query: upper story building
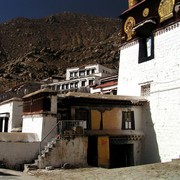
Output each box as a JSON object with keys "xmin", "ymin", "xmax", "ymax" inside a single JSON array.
[
  {"xmin": 90, "ymin": 74, "xmax": 118, "ymax": 95},
  {"xmin": 117, "ymin": 0, "xmax": 180, "ymax": 163},
  {"xmin": 41, "ymin": 64, "xmax": 117, "ymax": 93}
]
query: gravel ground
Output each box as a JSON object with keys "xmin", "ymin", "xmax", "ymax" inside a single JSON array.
[{"xmin": 27, "ymin": 160, "xmax": 180, "ymax": 180}]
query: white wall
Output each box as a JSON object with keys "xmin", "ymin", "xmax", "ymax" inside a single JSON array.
[
  {"xmin": 118, "ymin": 22, "xmax": 180, "ymax": 162},
  {"xmin": 22, "ymin": 114, "xmax": 57, "ymax": 141},
  {"xmin": 0, "ymin": 98, "xmax": 23, "ymax": 132},
  {"xmin": 22, "ymin": 114, "xmax": 43, "ymax": 141}
]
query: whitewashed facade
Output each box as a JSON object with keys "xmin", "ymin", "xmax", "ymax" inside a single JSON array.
[
  {"xmin": 0, "ymin": 98, "xmax": 23, "ymax": 132},
  {"xmin": 22, "ymin": 89, "xmax": 57, "ymax": 141},
  {"xmin": 118, "ymin": 0, "xmax": 180, "ymax": 163},
  {"xmin": 41, "ymin": 64, "xmax": 117, "ymax": 93}
]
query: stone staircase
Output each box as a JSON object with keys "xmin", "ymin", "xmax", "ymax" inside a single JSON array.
[{"xmin": 24, "ymin": 137, "xmax": 59, "ymax": 172}]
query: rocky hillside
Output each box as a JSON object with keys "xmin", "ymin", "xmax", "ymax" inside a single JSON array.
[{"xmin": 0, "ymin": 12, "xmax": 121, "ymax": 92}]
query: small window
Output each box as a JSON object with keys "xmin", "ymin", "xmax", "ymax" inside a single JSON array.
[
  {"xmin": 81, "ymin": 81, "xmax": 85, "ymax": 87},
  {"xmin": 57, "ymin": 85, "xmax": 60, "ymax": 90},
  {"xmin": 87, "ymin": 70, "xmax": 90, "ymax": 75},
  {"xmin": 91, "ymin": 69, "xmax": 95, "ymax": 74},
  {"xmin": 75, "ymin": 82, "xmax": 78, "ymax": 88},
  {"xmin": 139, "ymin": 35, "xmax": 154, "ymax": 63},
  {"xmin": 75, "ymin": 109, "xmax": 89, "ymax": 129},
  {"xmin": 79, "ymin": 71, "xmax": 85, "ymax": 77},
  {"xmin": 74, "ymin": 72, "xmax": 77, "ymax": 77},
  {"xmin": 122, "ymin": 111, "xmax": 135, "ymax": 130},
  {"xmin": 141, "ymin": 84, "xmax": 150, "ymax": 98},
  {"xmin": 70, "ymin": 72, "xmax": 73, "ymax": 77},
  {"xmin": 89, "ymin": 80, "xmax": 93, "ymax": 86}
]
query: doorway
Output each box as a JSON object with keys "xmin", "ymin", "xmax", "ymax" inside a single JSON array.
[
  {"xmin": 87, "ymin": 136, "xmax": 98, "ymax": 166},
  {"xmin": 110, "ymin": 144, "xmax": 134, "ymax": 168},
  {"xmin": 0, "ymin": 117, "xmax": 9, "ymax": 132}
]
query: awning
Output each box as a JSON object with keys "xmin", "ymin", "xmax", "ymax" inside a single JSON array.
[{"xmin": 133, "ymin": 18, "xmax": 157, "ymax": 37}]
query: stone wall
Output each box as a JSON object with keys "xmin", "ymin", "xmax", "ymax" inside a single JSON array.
[
  {"xmin": 38, "ymin": 137, "xmax": 88, "ymax": 169},
  {"xmin": 0, "ymin": 141, "xmax": 39, "ymax": 170}
]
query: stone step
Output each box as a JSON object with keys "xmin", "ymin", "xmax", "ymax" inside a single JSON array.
[
  {"xmin": 24, "ymin": 164, "xmax": 38, "ymax": 172},
  {"xmin": 34, "ymin": 159, "xmax": 39, "ymax": 165}
]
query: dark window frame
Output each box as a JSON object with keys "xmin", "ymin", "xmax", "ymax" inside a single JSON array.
[
  {"xmin": 122, "ymin": 111, "xmax": 135, "ymax": 130},
  {"xmin": 75, "ymin": 108, "xmax": 90, "ymax": 129},
  {"xmin": 138, "ymin": 34, "xmax": 154, "ymax": 63}
]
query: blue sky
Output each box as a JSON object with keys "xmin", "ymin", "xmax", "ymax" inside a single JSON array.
[{"xmin": 0, "ymin": 0, "xmax": 128, "ymax": 23}]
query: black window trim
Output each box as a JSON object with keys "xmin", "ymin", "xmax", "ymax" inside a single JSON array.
[{"xmin": 138, "ymin": 34, "xmax": 154, "ymax": 64}]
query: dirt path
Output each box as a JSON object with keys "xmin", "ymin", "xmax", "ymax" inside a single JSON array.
[{"xmin": 27, "ymin": 160, "xmax": 180, "ymax": 180}]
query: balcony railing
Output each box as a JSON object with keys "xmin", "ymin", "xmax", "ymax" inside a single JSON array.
[
  {"xmin": 60, "ymin": 120, "xmax": 85, "ymax": 137},
  {"xmin": 39, "ymin": 120, "xmax": 85, "ymax": 155}
]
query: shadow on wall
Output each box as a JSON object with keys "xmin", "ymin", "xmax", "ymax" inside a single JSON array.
[{"xmin": 141, "ymin": 102, "xmax": 161, "ymax": 164}]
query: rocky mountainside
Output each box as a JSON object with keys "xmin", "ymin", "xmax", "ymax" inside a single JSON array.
[{"xmin": 0, "ymin": 12, "xmax": 121, "ymax": 92}]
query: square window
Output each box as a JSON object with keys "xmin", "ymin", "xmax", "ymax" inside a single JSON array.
[
  {"xmin": 79, "ymin": 71, "xmax": 85, "ymax": 77},
  {"xmin": 139, "ymin": 35, "xmax": 154, "ymax": 63}
]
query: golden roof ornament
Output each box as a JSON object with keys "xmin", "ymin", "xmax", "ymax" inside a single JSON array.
[
  {"xmin": 124, "ymin": 16, "xmax": 136, "ymax": 41},
  {"xmin": 128, "ymin": 0, "xmax": 139, "ymax": 8},
  {"xmin": 143, "ymin": 8, "xmax": 149, "ymax": 17},
  {"xmin": 158, "ymin": 0, "xmax": 175, "ymax": 22}
]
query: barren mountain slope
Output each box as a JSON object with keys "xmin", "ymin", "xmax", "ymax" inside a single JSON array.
[{"xmin": 0, "ymin": 12, "xmax": 121, "ymax": 91}]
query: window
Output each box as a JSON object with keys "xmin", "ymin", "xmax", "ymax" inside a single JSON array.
[
  {"xmin": 87, "ymin": 70, "xmax": 90, "ymax": 75},
  {"xmin": 122, "ymin": 111, "xmax": 135, "ymax": 130},
  {"xmin": 81, "ymin": 81, "xmax": 85, "ymax": 87},
  {"xmin": 141, "ymin": 84, "xmax": 150, "ymax": 98},
  {"xmin": 70, "ymin": 72, "xmax": 73, "ymax": 77},
  {"xmin": 66, "ymin": 84, "xmax": 69, "ymax": 89},
  {"xmin": 74, "ymin": 72, "xmax": 77, "ymax": 77},
  {"xmin": 79, "ymin": 71, "xmax": 85, "ymax": 77},
  {"xmin": 139, "ymin": 35, "xmax": 154, "ymax": 63},
  {"xmin": 57, "ymin": 85, "xmax": 60, "ymax": 90},
  {"xmin": 91, "ymin": 69, "xmax": 95, "ymax": 74},
  {"xmin": 75, "ymin": 82, "xmax": 78, "ymax": 88},
  {"xmin": 75, "ymin": 109, "xmax": 89, "ymax": 129},
  {"xmin": 89, "ymin": 80, "xmax": 94, "ymax": 86}
]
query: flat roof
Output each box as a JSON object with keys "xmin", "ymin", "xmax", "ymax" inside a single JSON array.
[
  {"xmin": 23, "ymin": 88, "xmax": 56, "ymax": 98},
  {"xmin": 64, "ymin": 92, "xmax": 147, "ymax": 104},
  {"xmin": 0, "ymin": 97, "xmax": 22, "ymax": 105}
]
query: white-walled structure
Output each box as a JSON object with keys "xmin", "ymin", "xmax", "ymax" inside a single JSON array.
[
  {"xmin": 90, "ymin": 75, "xmax": 118, "ymax": 94},
  {"xmin": 0, "ymin": 98, "xmax": 23, "ymax": 132},
  {"xmin": 118, "ymin": 0, "xmax": 180, "ymax": 163},
  {"xmin": 41, "ymin": 64, "xmax": 117, "ymax": 93},
  {"xmin": 22, "ymin": 89, "xmax": 57, "ymax": 141}
]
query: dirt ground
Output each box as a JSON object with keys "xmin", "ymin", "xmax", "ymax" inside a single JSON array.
[{"xmin": 27, "ymin": 160, "xmax": 180, "ymax": 180}]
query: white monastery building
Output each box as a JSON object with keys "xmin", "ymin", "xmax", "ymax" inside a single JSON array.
[
  {"xmin": 41, "ymin": 64, "xmax": 117, "ymax": 93},
  {"xmin": 118, "ymin": 0, "xmax": 180, "ymax": 163}
]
